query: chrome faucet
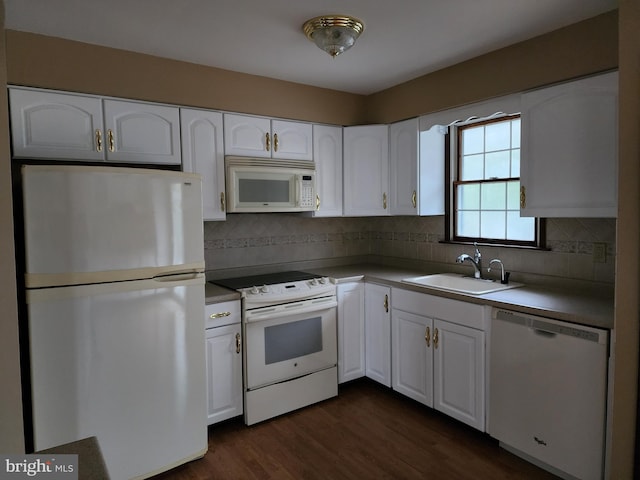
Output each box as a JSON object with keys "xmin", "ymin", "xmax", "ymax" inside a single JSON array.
[
  {"xmin": 456, "ymin": 242, "xmax": 483, "ymax": 279},
  {"xmin": 488, "ymin": 258, "xmax": 510, "ymax": 284}
]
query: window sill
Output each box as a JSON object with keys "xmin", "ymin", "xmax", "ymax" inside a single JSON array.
[{"xmin": 440, "ymin": 240, "xmax": 550, "ymax": 251}]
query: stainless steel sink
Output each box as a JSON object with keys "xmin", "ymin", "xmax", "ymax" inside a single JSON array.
[{"xmin": 402, "ymin": 273, "xmax": 523, "ymax": 295}]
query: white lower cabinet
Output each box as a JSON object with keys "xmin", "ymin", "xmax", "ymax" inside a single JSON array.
[
  {"xmin": 392, "ymin": 309, "xmax": 433, "ymax": 406},
  {"xmin": 391, "ymin": 288, "xmax": 486, "ymax": 431},
  {"xmin": 205, "ymin": 300, "xmax": 243, "ymax": 425},
  {"xmin": 337, "ymin": 282, "xmax": 365, "ymax": 383},
  {"xmin": 433, "ymin": 318, "xmax": 485, "ymax": 430},
  {"xmin": 364, "ymin": 283, "xmax": 391, "ymax": 387}
]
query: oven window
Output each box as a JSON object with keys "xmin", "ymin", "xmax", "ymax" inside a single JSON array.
[
  {"xmin": 239, "ymin": 179, "xmax": 290, "ymax": 203},
  {"xmin": 264, "ymin": 316, "xmax": 322, "ymax": 364}
]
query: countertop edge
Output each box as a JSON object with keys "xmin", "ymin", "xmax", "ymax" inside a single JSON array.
[{"xmin": 309, "ymin": 265, "xmax": 614, "ymax": 330}]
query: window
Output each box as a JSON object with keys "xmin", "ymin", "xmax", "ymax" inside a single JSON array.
[{"xmin": 449, "ymin": 115, "xmax": 540, "ymax": 246}]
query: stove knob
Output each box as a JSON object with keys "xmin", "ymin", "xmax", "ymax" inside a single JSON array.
[
  {"xmin": 310, "ymin": 278, "xmax": 318, "ymax": 286},
  {"xmin": 319, "ymin": 277, "xmax": 328, "ymax": 284},
  {"xmin": 260, "ymin": 285, "xmax": 270, "ymax": 293},
  {"xmin": 249, "ymin": 286, "xmax": 259, "ymax": 295}
]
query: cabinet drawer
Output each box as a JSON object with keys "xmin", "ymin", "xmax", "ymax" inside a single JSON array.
[
  {"xmin": 392, "ymin": 288, "xmax": 486, "ymax": 330},
  {"xmin": 205, "ymin": 300, "xmax": 240, "ymax": 328}
]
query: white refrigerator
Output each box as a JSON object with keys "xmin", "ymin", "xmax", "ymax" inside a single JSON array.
[{"xmin": 22, "ymin": 165, "xmax": 207, "ymax": 479}]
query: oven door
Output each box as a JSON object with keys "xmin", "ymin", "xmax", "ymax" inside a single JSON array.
[{"xmin": 244, "ymin": 295, "xmax": 337, "ymax": 390}]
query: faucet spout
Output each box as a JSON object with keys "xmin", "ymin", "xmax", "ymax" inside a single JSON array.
[
  {"xmin": 456, "ymin": 242, "xmax": 484, "ymax": 279},
  {"xmin": 456, "ymin": 253, "xmax": 482, "ymax": 279}
]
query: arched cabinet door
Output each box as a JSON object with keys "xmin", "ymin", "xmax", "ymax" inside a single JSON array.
[
  {"xmin": 103, "ymin": 99, "xmax": 181, "ymax": 165},
  {"xmin": 9, "ymin": 88, "xmax": 104, "ymax": 161},
  {"xmin": 520, "ymin": 71, "xmax": 618, "ymax": 218},
  {"xmin": 223, "ymin": 113, "xmax": 313, "ymax": 160},
  {"xmin": 181, "ymin": 108, "xmax": 226, "ymax": 221}
]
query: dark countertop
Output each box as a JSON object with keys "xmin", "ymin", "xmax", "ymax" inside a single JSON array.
[
  {"xmin": 203, "ymin": 263, "xmax": 614, "ymax": 330},
  {"xmin": 306, "ymin": 264, "xmax": 614, "ymax": 330},
  {"xmin": 205, "ymin": 283, "xmax": 241, "ymax": 304}
]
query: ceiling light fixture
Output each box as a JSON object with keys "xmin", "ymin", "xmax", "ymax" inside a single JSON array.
[{"xmin": 302, "ymin": 15, "xmax": 365, "ymax": 58}]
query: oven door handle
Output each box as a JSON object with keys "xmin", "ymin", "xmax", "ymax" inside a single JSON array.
[{"xmin": 245, "ymin": 296, "xmax": 337, "ymax": 322}]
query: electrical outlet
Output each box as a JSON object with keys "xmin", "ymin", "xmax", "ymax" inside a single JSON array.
[{"xmin": 593, "ymin": 242, "xmax": 607, "ymax": 263}]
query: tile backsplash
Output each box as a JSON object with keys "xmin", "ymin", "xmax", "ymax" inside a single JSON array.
[{"xmin": 204, "ymin": 214, "xmax": 615, "ymax": 286}]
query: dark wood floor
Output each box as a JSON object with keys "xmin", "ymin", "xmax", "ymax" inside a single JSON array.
[{"xmin": 154, "ymin": 379, "xmax": 559, "ymax": 479}]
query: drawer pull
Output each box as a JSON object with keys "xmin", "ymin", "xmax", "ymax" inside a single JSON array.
[{"xmin": 210, "ymin": 311, "xmax": 231, "ymax": 319}]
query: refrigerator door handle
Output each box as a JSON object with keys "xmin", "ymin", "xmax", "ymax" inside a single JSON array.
[{"xmin": 153, "ymin": 272, "xmax": 205, "ymax": 284}]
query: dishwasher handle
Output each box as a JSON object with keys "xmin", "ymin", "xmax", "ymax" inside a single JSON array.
[{"xmin": 533, "ymin": 328, "xmax": 557, "ymax": 338}]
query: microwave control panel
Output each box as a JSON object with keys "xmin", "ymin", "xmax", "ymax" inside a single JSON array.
[{"xmin": 299, "ymin": 174, "xmax": 314, "ymax": 208}]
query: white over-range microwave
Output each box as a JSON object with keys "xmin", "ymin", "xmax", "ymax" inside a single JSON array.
[{"xmin": 225, "ymin": 156, "xmax": 316, "ymax": 213}]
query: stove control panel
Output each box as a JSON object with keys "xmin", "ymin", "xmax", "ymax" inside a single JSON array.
[{"xmin": 241, "ymin": 277, "xmax": 335, "ymax": 308}]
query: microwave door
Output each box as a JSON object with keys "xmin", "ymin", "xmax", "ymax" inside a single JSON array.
[{"xmin": 240, "ymin": 172, "xmax": 295, "ymax": 206}]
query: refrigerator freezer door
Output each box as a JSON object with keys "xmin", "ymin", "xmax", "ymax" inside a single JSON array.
[
  {"xmin": 28, "ymin": 276, "xmax": 207, "ymax": 480},
  {"xmin": 22, "ymin": 165, "xmax": 204, "ymax": 288}
]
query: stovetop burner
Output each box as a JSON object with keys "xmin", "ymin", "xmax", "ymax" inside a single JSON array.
[{"xmin": 211, "ymin": 270, "xmax": 320, "ymax": 290}]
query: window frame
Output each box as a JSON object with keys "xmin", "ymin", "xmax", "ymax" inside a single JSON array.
[{"xmin": 444, "ymin": 114, "xmax": 544, "ymax": 248}]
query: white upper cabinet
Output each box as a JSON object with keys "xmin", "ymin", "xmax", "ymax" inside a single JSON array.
[
  {"xmin": 313, "ymin": 124, "xmax": 343, "ymax": 217},
  {"xmin": 9, "ymin": 87, "xmax": 181, "ymax": 165},
  {"xmin": 520, "ymin": 71, "xmax": 618, "ymax": 217},
  {"xmin": 103, "ymin": 99, "xmax": 181, "ymax": 164},
  {"xmin": 10, "ymin": 88, "xmax": 105, "ymax": 161},
  {"xmin": 390, "ymin": 118, "xmax": 445, "ymax": 216},
  {"xmin": 223, "ymin": 113, "xmax": 313, "ymax": 160},
  {"xmin": 181, "ymin": 109, "xmax": 226, "ymax": 221},
  {"xmin": 343, "ymin": 125, "xmax": 390, "ymax": 216},
  {"xmin": 418, "ymin": 125, "xmax": 446, "ymax": 216},
  {"xmin": 390, "ymin": 118, "xmax": 418, "ymax": 215}
]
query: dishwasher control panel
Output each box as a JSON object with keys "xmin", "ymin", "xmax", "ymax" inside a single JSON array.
[{"xmin": 493, "ymin": 309, "xmax": 606, "ymax": 344}]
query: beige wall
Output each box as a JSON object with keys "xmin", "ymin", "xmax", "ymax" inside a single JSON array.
[
  {"xmin": 5, "ymin": 30, "xmax": 367, "ymax": 126},
  {"xmin": 367, "ymin": 10, "xmax": 618, "ymax": 123},
  {"xmin": 5, "ymin": 10, "xmax": 617, "ymax": 126},
  {"xmin": 610, "ymin": 1, "xmax": 640, "ymax": 478},
  {"xmin": 0, "ymin": 0, "xmax": 25, "ymax": 453}
]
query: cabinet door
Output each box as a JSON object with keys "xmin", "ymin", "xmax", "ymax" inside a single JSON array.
[
  {"xmin": 103, "ymin": 100, "xmax": 181, "ymax": 164},
  {"xmin": 272, "ymin": 120, "xmax": 313, "ymax": 161},
  {"xmin": 364, "ymin": 283, "xmax": 391, "ymax": 387},
  {"xmin": 206, "ymin": 323, "xmax": 243, "ymax": 425},
  {"xmin": 223, "ymin": 113, "xmax": 271, "ymax": 157},
  {"xmin": 520, "ymin": 71, "xmax": 618, "ymax": 217},
  {"xmin": 392, "ymin": 309, "xmax": 433, "ymax": 406},
  {"xmin": 9, "ymin": 88, "xmax": 105, "ymax": 161},
  {"xmin": 181, "ymin": 109, "xmax": 226, "ymax": 221},
  {"xmin": 313, "ymin": 125, "xmax": 343, "ymax": 217},
  {"xmin": 343, "ymin": 125, "xmax": 390, "ymax": 216},
  {"xmin": 418, "ymin": 125, "xmax": 446, "ymax": 216},
  {"xmin": 390, "ymin": 118, "xmax": 418, "ymax": 215},
  {"xmin": 337, "ymin": 282, "xmax": 365, "ymax": 383},
  {"xmin": 433, "ymin": 319, "xmax": 485, "ymax": 430}
]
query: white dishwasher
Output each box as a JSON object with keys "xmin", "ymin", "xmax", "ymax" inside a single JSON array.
[{"xmin": 489, "ymin": 308, "xmax": 608, "ymax": 480}]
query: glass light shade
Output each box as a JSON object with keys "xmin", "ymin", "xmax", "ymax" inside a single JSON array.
[{"xmin": 303, "ymin": 16, "xmax": 364, "ymax": 57}]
